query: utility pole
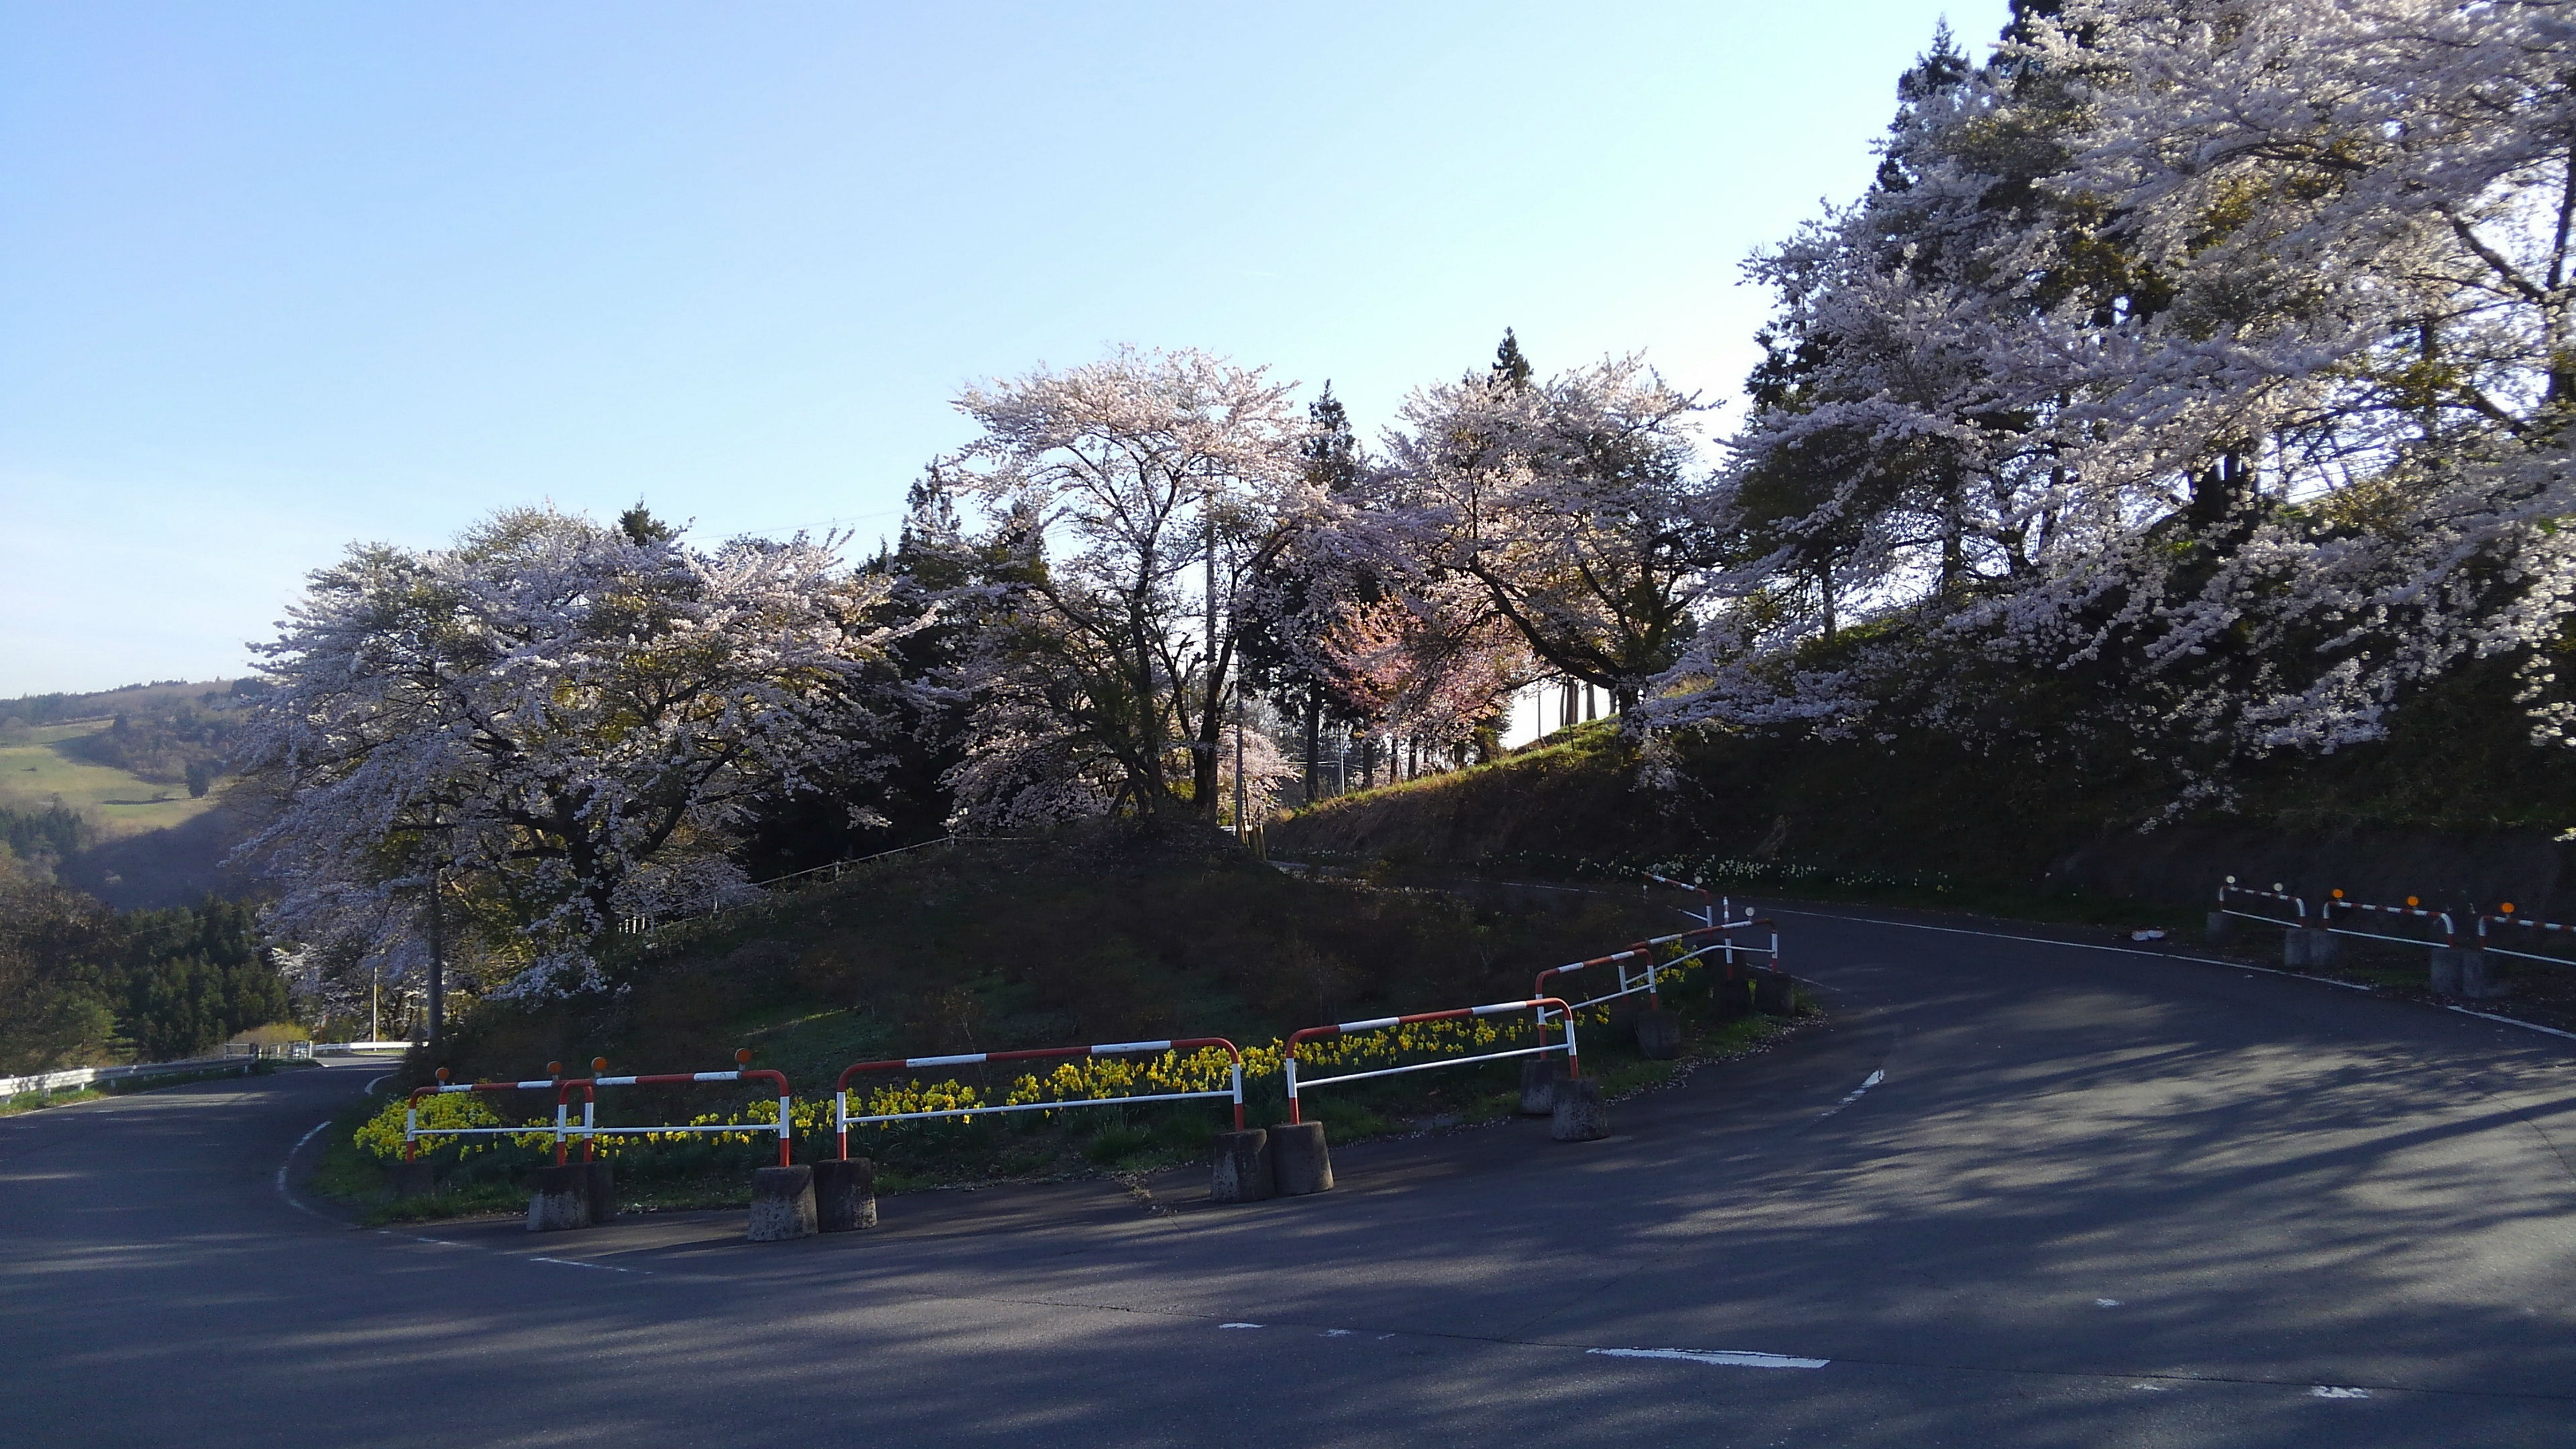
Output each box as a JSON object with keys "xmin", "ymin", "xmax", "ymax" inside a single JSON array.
[{"xmin": 1233, "ymin": 684, "xmax": 1246, "ymax": 842}]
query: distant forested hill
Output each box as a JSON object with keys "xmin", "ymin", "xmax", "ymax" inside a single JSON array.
[{"xmin": 0, "ymin": 678, "xmax": 266, "ymax": 909}]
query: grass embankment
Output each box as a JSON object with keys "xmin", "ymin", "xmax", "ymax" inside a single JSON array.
[
  {"xmin": 1276, "ymin": 667, "xmax": 2576, "ymax": 928},
  {"xmin": 323, "ymin": 822, "xmax": 1819, "ymax": 1224},
  {"xmin": 0, "ymin": 722, "xmax": 226, "ymax": 839}
]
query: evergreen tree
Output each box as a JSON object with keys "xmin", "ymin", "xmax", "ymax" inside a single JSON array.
[
  {"xmin": 617, "ymin": 500, "xmax": 679, "ymax": 546},
  {"xmin": 1491, "ymin": 329, "xmax": 1533, "ymax": 389}
]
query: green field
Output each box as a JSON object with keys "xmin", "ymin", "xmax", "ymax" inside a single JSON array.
[{"xmin": 0, "ymin": 722, "xmax": 227, "ymax": 839}]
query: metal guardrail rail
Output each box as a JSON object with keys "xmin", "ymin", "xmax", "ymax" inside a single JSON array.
[{"xmin": 0, "ymin": 1055, "xmax": 260, "ymax": 1100}]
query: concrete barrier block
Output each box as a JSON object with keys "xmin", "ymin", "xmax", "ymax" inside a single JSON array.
[
  {"xmin": 2460, "ymin": 949, "xmax": 2512, "ymax": 1000},
  {"xmin": 814, "ymin": 1157, "xmax": 877, "ymax": 1232},
  {"xmin": 525, "ymin": 1163, "xmax": 591, "ymax": 1232},
  {"xmin": 1208, "ymin": 1129, "xmax": 1274, "ymax": 1204},
  {"xmin": 1517, "ymin": 1057, "xmax": 1562, "ymax": 1115},
  {"xmin": 1550, "ymin": 1077, "xmax": 1611, "ymax": 1142},
  {"xmin": 747, "ymin": 1165, "xmax": 818, "ymax": 1241},
  {"xmin": 584, "ymin": 1160, "xmax": 615, "ymax": 1224},
  {"xmin": 1635, "ymin": 1008, "xmax": 1681, "ymax": 1060},
  {"xmin": 1270, "ymin": 1122, "xmax": 1333, "ymax": 1196},
  {"xmin": 1711, "ymin": 971, "xmax": 1752, "ymax": 1019},
  {"xmin": 2205, "ymin": 912, "xmax": 2236, "ymax": 945},
  {"xmin": 1752, "ymin": 969, "xmax": 1796, "ymax": 1015},
  {"xmin": 2430, "ymin": 947, "xmax": 2466, "ymax": 995}
]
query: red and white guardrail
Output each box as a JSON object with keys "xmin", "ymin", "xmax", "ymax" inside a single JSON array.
[
  {"xmin": 405, "ymin": 1064, "xmax": 596, "ymax": 1167},
  {"xmin": 557, "ymin": 1049, "xmax": 798, "ymax": 1167},
  {"xmin": 2320, "ymin": 890, "xmax": 2458, "ymax": 949},
  {"xmin": 1283, "ymin": 998, "xmax": 1573, "ymax": 1126},
  {"xmin": 2216, "ymin": 877, "xmax": 2308, "ymax": 924},
  {"xmin": 1640, "ymin": 871, "xmax": 1764, "ymax": 934},
  {"xmin": 2218, "ymin": 877, "xmax": 2576, "ymax": 971},
  {"xmin": 830, "ymin": 1038, "xmax": 1246, "ymax": 1161},
  {"xmin": 1532, "ymin": 922, "xmax": 1774, "ymax": 1020},
  {"xmin": 2476, "ymin": 904, "xmax": 2576, "ymax": 969},
  {"xmin": 407, "ymin": 1051, "xmax": 796, "ymax": 1167}
]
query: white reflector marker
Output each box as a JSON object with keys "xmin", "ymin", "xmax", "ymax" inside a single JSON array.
[{"xmin": 1591, "ymin": 1347, "xmax": 1830, "ymax": 1370}]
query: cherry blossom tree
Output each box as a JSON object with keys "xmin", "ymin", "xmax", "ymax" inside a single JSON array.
[
  {"xmin": 941, "ymin": 347, "xmax": 1317, "ymax": 826},
  {"xmin": 1381, "ymin": 354, "xmax": 1717, "ymax": 714},
  {"xmin": 1654, "ymin": 0, "xmax": 2576, "ymax": 802},
  {"xmin": 237, "ymin": 507, "xmax": 918, "ymax": 996}
]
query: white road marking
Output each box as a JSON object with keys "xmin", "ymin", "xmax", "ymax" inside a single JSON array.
[
  {"xmin": 1768, "ymin": 907, "xmax": 2372, "ymax": 991},
  {"xmin": 1322, "ymin": 1328, "xmax": 1354, "ymax": 1337},
  {"xmin": 1815, "ymin": 1069, "xmax": 1886, "ymax": 1120},
  {"xmin": 1590, "ymin": 1347, "xmax": 1829, "ymax": 1370},
  {"xmin": 1219, "ymin": 1322, "xmax": 1262, "ymax": 1330},
  {"xmin": 272, "ymin": 1120, "xmax": 343, "ymax": 1223},
  {"xmin": 1786, "ymin": 902, "xmax": 2576, "ymax": 1045},
  {"xmin": 2311, "ymin": 1386, "xmax": 2371, "ymax": 1399},
  {"xmin": 530, "ymin": 1256, "xmax": 637, "ymax": 1273},
  {"xmin": 275, "ymin": 1120, "xmax": 331, "ymax": 1193},
  {"xmin": 2096, "ymin": 1298, "xmax": 2122, "ymax": 1307},
  {"xmin": 2443, "ymin": 1006, "xmax": 2576, "ymax": 1042}
]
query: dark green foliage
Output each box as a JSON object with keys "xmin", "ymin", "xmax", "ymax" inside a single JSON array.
[
  {"xmin": 739, "ymin": 472, "xmax": 975, "ymax": 878},
  {"xmin": 0, "ymin": 874, "xmax": 290, "ymax": 1072},
  {"xmin": 617, "ymin": 500, "xmax": 680, "ymax": 545},
  {"xmin": 0, "ymin": 804, "xmax": 89, "ymax": 862},
  {"xmin": 1491, "ymin": 328, "xmax": 1533, "ymax": 388},
  {"xmin": 115, "ymin": 897, "xmax": 288, "ymax": 1061}
]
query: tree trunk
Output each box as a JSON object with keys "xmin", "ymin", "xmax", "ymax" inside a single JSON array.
[{"xmin": 1302, "ymin": 690, "xmax": 1322, "ymax": 805}]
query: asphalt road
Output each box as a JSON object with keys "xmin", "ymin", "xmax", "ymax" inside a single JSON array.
[{"xmin": 5, "ymin": 906, "xmax": 2572, "ymax": 1448}]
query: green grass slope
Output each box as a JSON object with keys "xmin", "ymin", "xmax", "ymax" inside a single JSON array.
[
  {"xmin": 333, "ymin": 821, "xmax": 1813, "ymax": 1220},
  {"xmin": 0, "ymin": 723, "xmax": 227, "ymax": 840},
  {"xmin": 1273, "ymin": 680, "xmax": 2576, "ymax": 922}
]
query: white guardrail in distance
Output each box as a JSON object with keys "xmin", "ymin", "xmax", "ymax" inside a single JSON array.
[{"xmin": 0, "ymin": 1055, "xmax": 259, "ymax": 1100}]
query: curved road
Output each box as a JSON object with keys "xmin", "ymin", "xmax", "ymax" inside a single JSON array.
[{"xmin": 4, "ymin": 906, "xmax": 2571, "ymax": 1447}]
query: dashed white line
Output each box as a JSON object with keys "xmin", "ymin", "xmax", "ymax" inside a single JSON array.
[
  {"xmin": 1219, "ymin": 1322, "xmax": 1263, "ymax": 1330},
  {"xmin": 1816, "ymin": 1069, "xmax": 1885, "ymax": 1120},
  {"xmin": 2311, "ymin": 1386, "xmax": 2371, "ymax": 1399},
  {"xmin": 1591, "ymin": 1347, "xmax": 1830, "ymax": 1370}
]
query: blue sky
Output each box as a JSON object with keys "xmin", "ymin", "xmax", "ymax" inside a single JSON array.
[{"xmin": 0, "ymin": 1, "xmax": 2002, "ymax": 696}]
